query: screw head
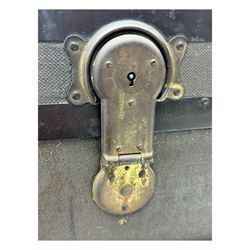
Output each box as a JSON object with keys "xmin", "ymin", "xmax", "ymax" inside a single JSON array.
[
  {"xmin": 70, "ymin": 42, "xmax": 79, "ymax": 52},
  {"xmin": 137, "ymin": 144, "xmax": 143, "ymax": 150},
  {"xmin": 116, "ymin": 146, "xmax": 122, "ymax": 152}
]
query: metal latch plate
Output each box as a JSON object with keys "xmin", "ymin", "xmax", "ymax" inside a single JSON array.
[{"xmin": 64, "ymin": 20, "xmax": 187, "ymax": 215}]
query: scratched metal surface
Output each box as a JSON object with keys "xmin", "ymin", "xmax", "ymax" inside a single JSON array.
[{"xmin": 39, "ymin": 129, "xmax": 212, "ymax": 240}]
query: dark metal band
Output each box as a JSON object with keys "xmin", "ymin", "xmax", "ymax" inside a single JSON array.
[
  {"xmin": 38, "ymin": 10, "xmax": 212, "ymax": 43},
  {"xmin": 38, "ymin": 97, "xmax": 212, "ymax": 140}
]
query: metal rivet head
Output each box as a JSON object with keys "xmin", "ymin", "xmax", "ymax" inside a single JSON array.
[
  {"xmin": 150, "ymin": 59, "xmax": 157, "ymax": 66},
  {"xmin": 201, "ymin": 97, "xmax": 210, "ymax": 107},
  {"xmin": 137, "ymin": 144, "xmax": 143, "ymax": 150},
  {"xmin": 70, "ymin": 42, "xmax": 79, "ymax": 52},
  {"xmin": 116, "ymin": 146, "xmax": 122, "ymax": 152},
  {"xmin": 128, "ymin": 99, "xmax": 135, "ymax": 106},
  {"xmin": 72, "ymin": 91, "xmax": 81, "ymax": 100},
  {"xmin": 106, "ymin": 61, "xmax": 112, "ymax": 68},
  {"xmin": 176, "ymin": 41, "xmax": 184, "ymax": 50},
  {"xmin": 173, "ymin": 88, "xmax": 181, "ymax": 96}
]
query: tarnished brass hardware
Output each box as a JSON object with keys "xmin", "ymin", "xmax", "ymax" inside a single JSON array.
[
  {"xmin": 93, "ymin": 163, "xmax": 155, "ymax": 215},
  {"xmin": 166, "ymin": 82, "xmax": 185, "ymax": 100},
  {"xmin": 64, "ymin": 20, "xmax": 187, "ymax": 215},
  {"xmin": 90, "ymin": 33, "xmax": 164, "ymax": 214}
]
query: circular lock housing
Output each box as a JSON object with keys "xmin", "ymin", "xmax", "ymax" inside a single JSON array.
[
  {"xmin": 90, "ymin": 33, "xmax": 166, "ymax": 100},
  {"xmin": 64, "ymin": 20, "xmax": 187, "ymax": 105}
]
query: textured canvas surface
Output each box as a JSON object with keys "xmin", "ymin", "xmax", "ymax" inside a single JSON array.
[
  {"xmin": 38, "ymin": 43, "xmax": 212, "ymax": 105},
  {"xmin": 39, "ymin": 129, "xmax": 212, "ymax": 240}
]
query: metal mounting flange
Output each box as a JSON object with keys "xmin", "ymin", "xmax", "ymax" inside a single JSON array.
[{"xmin": 64, "ymin": 20, "xmax": 187, "ymax": 105}]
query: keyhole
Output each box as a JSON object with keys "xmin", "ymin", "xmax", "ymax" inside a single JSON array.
[{"xmin": 127, "ymin": 72, "xmax": 136, "ymax": 87}]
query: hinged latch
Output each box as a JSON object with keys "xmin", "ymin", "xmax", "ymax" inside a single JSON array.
[{"xmin": 64, "ymin": 20, "xmax": 187, "ymax": 215}]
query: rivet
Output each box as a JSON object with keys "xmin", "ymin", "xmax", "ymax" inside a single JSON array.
[
  {"xmin": 116, "ymin": 146, "xmax": 122, "ymax": 152},
  {"xmin": 70, "ymin": 42, "xmax": 79, "ymax": 52},
  {"xmin": 176, "ymin": 41, "xmax": 184, "ymax": 50},
  {"xmin": 137, "ymin": 144, "xmax": 143, "ymax": 150},
  {"xmin": 72, "ymin": 91, "xmax": 81, "ymax": 100},
  {"xmin": 128, "ymin": 99, "xmax": 135, "ymax": 106},
  {"xmin": 173, "ymin": 88, "xmax": 181, "ymax": 96},
  {"xmin": 201, "ymin": 97, "xmax": 210, "ymax": 107},
  {"xmin": 106, "ymin": 61, "xmax": 112, "ymax": 68},
  {"xmin": 151, "ymin": 59, "xmax": 157, "ymax": 66}
]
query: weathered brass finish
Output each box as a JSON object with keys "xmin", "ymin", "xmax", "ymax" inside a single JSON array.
[
  {"xmin": 157, "ymin": 36, "xmax": 187, "ymax": 101},
  {"xmin": 93, "ymin": 163, "xmax": 155, "ymax": 215},
  {"xmin": 90, "ymin": 33, "xmax": 164, "ymax": 214},
  {"xmin": 64, "ymin": 35, "xmax": 97, "ymax": 105},
  {"xmin": 91, "ymin": 34, "xmax": 166, "ymax": 167},
  {"xmin": 64, "ymin": 20, "xmax": 187, "ymax": 105},
  {"xmin": 64, "ymin": 20, "xmax": 187, "ymax": 215}
]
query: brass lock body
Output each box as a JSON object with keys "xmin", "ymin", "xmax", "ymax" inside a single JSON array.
[
  {"xmin": 64, "ymin": 20, "xmax": 187, "ymax": 215},
  {"xmin": 91, "ymin": 34, "xmax": 165, "ymax": 214}
]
